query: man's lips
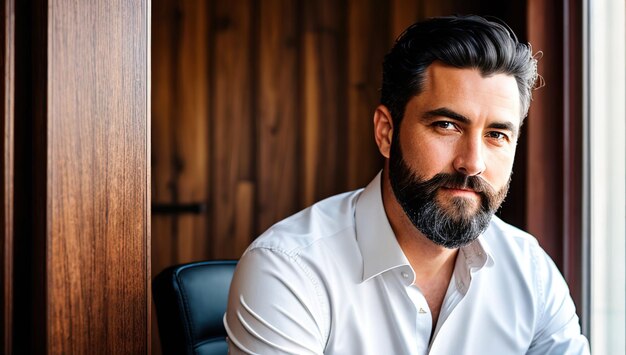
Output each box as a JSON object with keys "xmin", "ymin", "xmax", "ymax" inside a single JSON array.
[{"xmin": 440, "ymin": 186, "xmax": 480, "ymax": 196}]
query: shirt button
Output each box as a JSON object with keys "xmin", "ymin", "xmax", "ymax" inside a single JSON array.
[{"xmin": 401, "ymin": 272, "xmax": 409, "ymax": 279}]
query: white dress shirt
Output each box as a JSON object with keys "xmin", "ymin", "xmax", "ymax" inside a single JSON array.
[{"xmin": 224, "ymin": 172, "xmax": 590, "ymax": 354}]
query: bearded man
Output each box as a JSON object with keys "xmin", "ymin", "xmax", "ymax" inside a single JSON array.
[{"xmin": 224, "ymin": 15, "xmax": 590, "ymax": 354}]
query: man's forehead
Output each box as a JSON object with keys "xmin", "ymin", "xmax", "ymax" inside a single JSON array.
[
  {"xmin": 419, "ymin": 62, "xmax": 523, "ymax": 120},
  {"xmin": 411, "ymin": 63, "xmax": 522, "ymax": 129}
]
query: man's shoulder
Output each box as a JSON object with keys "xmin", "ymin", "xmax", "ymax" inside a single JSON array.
[
  {"xmin": 246, "ymin": 188, "xmax": 363, "ymax": 257},
  {"xmin": 483, "ymin": 216, "xmax": 558, "ymax": 280}
]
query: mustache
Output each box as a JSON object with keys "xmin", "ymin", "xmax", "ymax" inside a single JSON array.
[
  {"xmin": 397, "ymin": 172, "xmax": 500, "ymax": 211},
  {"xmin": 416, "ymin": 172, "xmax": 494, "ymax": 195}
]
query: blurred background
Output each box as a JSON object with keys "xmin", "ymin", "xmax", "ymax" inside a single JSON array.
[
  {"xmin": 151, "ymin": 0, "xmax": 527, "ymax": 280},
  {"xmin": 150, "ymin": 0, "xmax": 624, "ymax": 354}
]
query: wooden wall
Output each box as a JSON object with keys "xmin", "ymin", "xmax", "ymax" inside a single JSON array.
[
  {"xmin": 44, "ymin": 1, "xmax": 150, "ymax": 352},
  {"xmin": 151, "ymin": 1, "xmax": 527, "ymax": 353},
  {"xmin": 151, "ymin": 0, "xmax": 527, "ymax": 262},
  {"xmin": 527, "ymin": 0, "xmax": 586, "ymax": 327},
  {"xmin": 6, "ymin": 0, "xmax": 151, "ymax": 353},
  {"xmin": 151, "ymin": 1, "xmax": 528, "ymax": 352},
  {"xmin": 1, "ymin": 0, "xmax": 14, "ymax": 353}
]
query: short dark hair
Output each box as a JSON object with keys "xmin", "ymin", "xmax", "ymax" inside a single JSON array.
[{"xmin": 381, "ymin": 15, "xmax": 538, "ymax": 128}]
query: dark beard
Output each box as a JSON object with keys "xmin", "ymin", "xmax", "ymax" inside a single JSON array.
[{"xmin": 388, "ymin": 136, "xmax": 510, "ymax": 249}]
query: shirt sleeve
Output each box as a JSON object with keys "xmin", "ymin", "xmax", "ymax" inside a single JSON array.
[
  {"xmin": 527, "ymin": 246, "xmax": 590, "ymax": 355},
  {"xmin": 224, "ymin": 247, "xmax": 328, "ymax": 354}
]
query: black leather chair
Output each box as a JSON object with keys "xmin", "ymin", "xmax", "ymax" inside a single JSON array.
[{"xmin": 153, "ymin": 260, "xmax": 237, "ymax": 355}]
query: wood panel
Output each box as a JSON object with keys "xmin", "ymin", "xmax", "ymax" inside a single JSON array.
[
  {"xmin": 151, "ymin": 0, "xmax": 211, "ymax": 276},
  {"xmin": 390, "ymin": 0, "xmax": 420, "ymax": 41},
  {"xmin": 1, "ymin": 0, "xmax": 14, "ymax": 353},
  {"xmin": 151, "ymin": 0, "xmax": 534, "ymax": 262},
  {"xmin": 301, "ymin": 0, "xmax": 348, "ymax": 206},
  {"xmin": 147, "ymin": 2, "xmax": 565, "ymax": 351},
  {"xmin": 151, "ymin": 0, "xmax": 177, "ymax": 282},
  {"xmin": 45, "ymin": 0, "xmax": 150, "ymax": 353},
  {"xmin": 562, "ymin": 0, "xmax": 585, "ymax": 329},
  {"xmin": 527, "ymin": 0, "xmax": 565, "ymax": 268},
  {"xmin": 151, "ymin": 1, "xmax": 211, "ymax": 353},
  {"xmin": 211, "ymin": 0, "xmax": 254, "ymax": 259},
  {"xmin": 527, "ymin": 0, "xmax": 586, "ymax": 323},
  {"xmin": 346, "ymin": 0, "xmax": 388, "ymax": 189},
  {"xmin": 256, "ymin": 0, "xmax": 299, "ymax": 232}
]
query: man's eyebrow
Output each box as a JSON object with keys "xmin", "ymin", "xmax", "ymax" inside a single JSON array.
[
  {"xmin": 488, "ymin": 121, "xmax": 519, "ymax": 138},
  {"xmin": 423, "ymin": 107, "xmax": 519, "ymax": 138},
  {"xmin": 422, "ymin": 107, "xmax": 470, "ymax": 124}
]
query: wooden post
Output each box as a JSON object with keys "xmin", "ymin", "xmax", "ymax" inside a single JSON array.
[{"xmin": 9, "ymin": 0, "xmax": 151, "ymax": 353}]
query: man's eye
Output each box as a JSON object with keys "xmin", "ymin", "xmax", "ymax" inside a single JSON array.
[
  {"xmin": 434, "ymin": 121, "xmax": 456, "ymax": 130},
  {"xmin": 486, "ymin": 131, "xmax": 509, "ymax": 141}
]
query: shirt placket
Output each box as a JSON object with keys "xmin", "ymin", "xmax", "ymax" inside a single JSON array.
[{"xmin": 405, "ymin": 284, "xmax": 432, "ymax": 355}]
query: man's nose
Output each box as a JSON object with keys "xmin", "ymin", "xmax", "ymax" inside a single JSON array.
[{"xmin": 453, "ymin": 137, "xmax": 486, "ymax": 176}]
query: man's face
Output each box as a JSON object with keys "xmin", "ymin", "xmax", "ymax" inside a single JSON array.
[{"xmin": 388, "ymin": 62, "xmax": 520, "ymax": 248}]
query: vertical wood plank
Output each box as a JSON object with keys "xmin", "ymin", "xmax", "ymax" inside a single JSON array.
[
  {"xmin": 174, "ymin": 0, "xmax": 210, "ymax": 266},
  {"xmin": 146, "ymin": 3, "xmax": 152, "ymax": 354},
  {"xmin": 527, "ymin": 0, "xmax": 585, "ymax": 316},
  {"xmin": 301, "ymin": 0, "xmax": 348, "ymax": 206},
  {"xmin": 150, "ymin": 3, "xmax": 175, "ymax": 351},
  {"xmin": 151, "ymin": 0, "xmax": 176, "ymax": 284},
  {"xmin": 47, "ymin": 0, "xmax": 150, "ymax": 353},
  {"xmin": 211, "ymin": 0, "xmax": 254, "ymax": 259},
  {"xmin": 256, "ymin": 0, "xmax": 299, "ymax": 233},
  {"xmin": 346, "ymin": 0, "xmax": 388, "ymax": 189},
  {"xmin": 0, "ymin": 0, "xmax": 14, "ymax": 353},
  {"xmin": 526, "ymin": 0, "xmax": 564, "ymax": 267},
  {"xmin": 151, "ymin": 1, "xmax": 211, "ymax": 353},
  {"xmin": 562, "ymin": 0, "xmax": 584, "ymax": 319},
  {"xmin": 390, "ymin": 0, "xmax": 420, "ymax": 41},
  {"xmin": 420, "ymin": 0, "xmax": 457, "ymax": 19},
  {"xmin": 151, "ymin": 0, "xmax": 211, "ymax": 270}
]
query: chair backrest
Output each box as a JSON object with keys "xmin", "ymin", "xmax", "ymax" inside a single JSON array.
[{"xmin": 152, "ymin": 260, "xmax": 237, "ymax": 355}]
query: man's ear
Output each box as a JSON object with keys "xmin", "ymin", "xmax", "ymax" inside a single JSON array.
[{"xmin": 373, "ymin": 105, "xmax": 394, "ymax": 159}]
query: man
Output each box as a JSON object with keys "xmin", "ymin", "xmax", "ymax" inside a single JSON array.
[{"xmin": 224, "ymin": 15, "xmax": 590, "ymax": 354}]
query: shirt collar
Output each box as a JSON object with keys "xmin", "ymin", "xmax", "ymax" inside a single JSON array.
[
  {"xmin": 453, "ymin": 235, "xmax": 495, "ymax": 294},
  {"xmin": 355, "ymin": 171, "xmax": 496, "ymax": 287},
  {"xmin": 355, "ymin": 172, "xmax": 413, "ymax": 284}
]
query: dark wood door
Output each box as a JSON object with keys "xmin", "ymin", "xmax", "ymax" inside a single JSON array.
[{"xmin": 3, "ymin": 0, "xmax": 151, "ymax": 353}]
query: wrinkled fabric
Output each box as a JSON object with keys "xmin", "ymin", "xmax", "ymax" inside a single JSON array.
[{"xmin": 225, "ymin": 172, "xmax": 589, "ymax": 355}]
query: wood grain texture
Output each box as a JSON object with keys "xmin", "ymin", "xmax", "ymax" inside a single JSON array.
[
  {"xmin": 150, "ymin": 0, "xmax": 534, "ymax": 276},
  {"xmin": 150, "ymin": 5, "xmax": 176, "ymax": 352},
  {"xmin": 390, "ymin": 0, "xmax": 420, "ymax": 41},
  {"xmin": 561, "ymin": 0, "xmax": 584, "ymax": 319},
  {"xmin": 1, "ymin": 0, "xmax": 14, "ymax": 353},
  {"xmin": 526, "ymin": 0, "xmax": 564, "ymax": 268},
  {"xmin": 346, "ymin": 0, "xmax": 387, "ymax": 190},
  {"xmin": 171, "ymin": 0, "xmax": 210, "ymax": 265},
  {"xmin": 151, "ymin": 0, "xmax": 210, "ymax": 273},
  {"xmin": 256, "ymin": 0, "xmax": 299, "ymax": 232},
  {"xmin": 211, "ymin": 0, "xmax": 254, "ymax": 259},
  {"xmin": 150, "ymin": 1, "xmax": 212, "ymax": 353},
  {"xmin": 301, "ymin": 0, "xmax": 348, "ymax": 206},
  {"xmin": 527, "ymin": 0, "xmax": 585, "ymax": 317},
  {"xmin": 46, "ymin": 0, "xmax": 150, "ymax": 353},
  {"xmin": 151, "ymin": 0, "xmax": 178, "ymax": 294}
]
